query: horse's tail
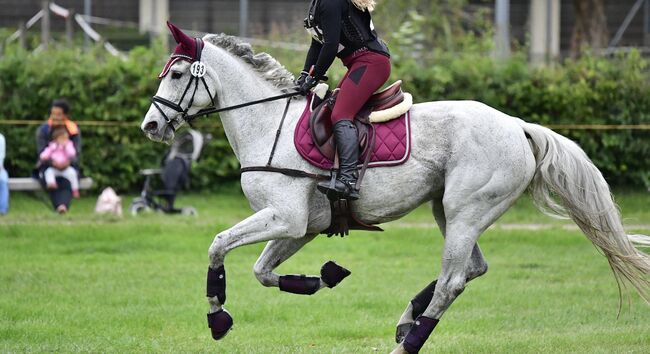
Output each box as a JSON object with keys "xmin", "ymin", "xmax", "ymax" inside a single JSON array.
[{"xmin": 518, "ymin": 120, "xmax": 650, "ymax": 305}]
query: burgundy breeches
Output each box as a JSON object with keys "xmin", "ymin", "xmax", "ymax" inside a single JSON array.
[{"xmin": 331, "ymin": 50, "xmax": 391, "ymax": 123}]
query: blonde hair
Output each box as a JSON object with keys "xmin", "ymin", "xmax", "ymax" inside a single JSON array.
[{"xmin": 351, "ymin": 0, "xmax": 376, "ymax": 12}]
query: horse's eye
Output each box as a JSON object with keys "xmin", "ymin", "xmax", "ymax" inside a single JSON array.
[{"xmin": 171, "ymin": 72, "xmax": 182, "ymax": 80}]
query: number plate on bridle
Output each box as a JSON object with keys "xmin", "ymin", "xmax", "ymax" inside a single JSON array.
[{"xmin": 190, "ymin": 61, "xmax": 207, "ymax": 78}]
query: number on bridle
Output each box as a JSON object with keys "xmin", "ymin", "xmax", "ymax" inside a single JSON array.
[{"xmin": 151, "ymin": 38, "xmax": 216, "ymax": 129}]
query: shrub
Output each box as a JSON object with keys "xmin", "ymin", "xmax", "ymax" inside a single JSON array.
[
  {"xmin": 1, "ymin": 38, "xmax": 648, "ymax": 192},
  {"xmin": 0, "ymin": 43, "xmax": 239, "ymax": 193},
  {"xmin": 390, "ymin": 48, "xmax": 650, "ymax": 188}
]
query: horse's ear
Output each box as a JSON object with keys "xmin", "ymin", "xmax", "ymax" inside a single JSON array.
[{"xmin": 167, "ymin": 21, "xmax": 194, "ymax": 49}]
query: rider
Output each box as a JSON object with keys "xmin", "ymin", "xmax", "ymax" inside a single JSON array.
[{"xmin": 296, "ymin": 0, "xmax": 391, "ymax": 200}]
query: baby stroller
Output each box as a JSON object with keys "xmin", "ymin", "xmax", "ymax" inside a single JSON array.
[{"xmin": 130, "ymin": 129, "xmax": 209, "ymax": 216}]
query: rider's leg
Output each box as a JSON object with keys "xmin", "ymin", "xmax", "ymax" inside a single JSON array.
[
  {"xmin": 317, "ymin": 51, "xmax": 391, "ymax": 200},
  {"xmin": 317, "ymin": 120, "xmax": 361, "ymax": 200},
  {"xmin": 253, "ymin": 236, "xmax": 351, "ymax": 294},
  {"xmin": 330, "ymin": 51, "xmax": 392, "ymax": 125}
]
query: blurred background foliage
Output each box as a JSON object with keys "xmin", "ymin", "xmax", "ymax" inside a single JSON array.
[{"xmin": 0, "ymin": 0, "xmax": 648, "ymax": 192}]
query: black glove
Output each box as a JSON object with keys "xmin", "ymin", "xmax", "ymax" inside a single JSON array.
[
  {"xmin": 294, "ymin": 71, "xmax": 309, "ymax": 87},
  {"xmin": 298, "ymin": 75, "xmax": 318, "ymax": 95}
]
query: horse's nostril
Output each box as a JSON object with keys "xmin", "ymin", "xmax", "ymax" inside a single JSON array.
[{"xmin": 144, "ymin": 121, "xmax": 158, "ymax": 132}]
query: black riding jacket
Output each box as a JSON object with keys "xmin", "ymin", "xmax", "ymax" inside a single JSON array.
[{"xmin": 303, "ymin": 0, "xmax": 389, "ymax": 79}]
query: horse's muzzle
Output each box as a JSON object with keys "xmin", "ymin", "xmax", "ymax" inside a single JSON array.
[
  {"xmin": 141, "ymin": 117, "xmax": 175, "ymax": 144},
  {"xmin": 143, "ymin": 120, "xmax": 158, "ymax": 134}
]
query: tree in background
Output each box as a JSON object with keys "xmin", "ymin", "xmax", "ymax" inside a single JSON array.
[
  {"xmin": 373, "ymin": 0, "xmax": 491, "ymax": 63},
  {"xmin": 571, "ymin": 0, "xmax": 609, "ymax": 57}
]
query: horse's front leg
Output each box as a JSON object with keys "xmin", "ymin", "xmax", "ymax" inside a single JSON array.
[
  {"xmin": 206, "ymin": 207, "xmax": 308, "ymax": 340},
  {"xmin": 253, "ymin": 237, "xmax": 351, "ymax": 294}
]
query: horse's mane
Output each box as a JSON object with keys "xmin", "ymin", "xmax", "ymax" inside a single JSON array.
[{"xmin": 203, "ymin": 34, "xmax": 296, "ymax": 90}]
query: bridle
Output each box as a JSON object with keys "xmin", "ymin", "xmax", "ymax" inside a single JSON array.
[
  {"xmin": 151, "ymin": 38, "xmax": 217, "ymax": 130},
  {"xmin": 149, "ymin": 38, "xmax": 326, "ymax": 183},
  {"xmin": 151, "ymin": 38, "xmax": 302, "ymax": 131}
]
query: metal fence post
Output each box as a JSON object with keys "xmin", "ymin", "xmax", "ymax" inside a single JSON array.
[
  {"xmin": 84, "ymin": 0, "xmax": 91, "ymax": 49},
  {"xmin": 240, "ymin": 0, "xmax": 249, "ymax": 38},
  {"xmin": 66, "ymin": 8, "xmax": 75, "ymax": 44},
  {"xmin": 643, "ymin": 0, "xmax": 650, "ymax": 47},
  {"xmin": 495, "ymin": 0, "xmax": 511, "ymax": 60},
  {"xmin": 41, "ymin": 1, "xmax": 50, "ymax": 50},
  {"xmin": 19, "ymin": 21, "xmax": 27, "ymax": 49}
]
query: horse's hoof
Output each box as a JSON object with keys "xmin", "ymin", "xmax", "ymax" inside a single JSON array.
[
  {"xmin": 395, "ymin": 323, "xmax": 412, "ymax": 343},
  {"xmin": 207, "ymin": 309, "xmax": 233, "ymax": 340},
  {"xmin": 320, "ymin": 261, "xmax": 351, "ymax": 288}
]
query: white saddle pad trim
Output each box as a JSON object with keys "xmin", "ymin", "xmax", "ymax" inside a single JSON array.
[{"xmin": 369, "ymin": 93, "xmax": 413, "ymax": 123}]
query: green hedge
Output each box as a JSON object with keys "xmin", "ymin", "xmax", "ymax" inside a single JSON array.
[
  {"xmin": 0, "ymin": 43, "xmax": 240, "ymax": 193},
  {"xmin": 0, "ymin": 41, "xmax": 648, "ymax": 192},
  {"xmin": 391, "ymin": 49, "xmax": 650, "ymax": 188}
]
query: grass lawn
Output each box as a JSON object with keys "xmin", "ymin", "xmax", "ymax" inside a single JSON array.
[{"xmin": 1, "ymin": 190, "xmax": 649, "ymax": 353}]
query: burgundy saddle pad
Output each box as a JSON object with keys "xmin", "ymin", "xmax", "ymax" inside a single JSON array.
[{"xmin": 294, "ymin": 93, "xmax": 411, "ymax": 170}]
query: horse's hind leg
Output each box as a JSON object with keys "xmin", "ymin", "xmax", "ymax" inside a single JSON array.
[
  {"xmin": 253, "ymin": 236, "xmax": 351, "ymax": 295},
  {"xmin": 394, "ymin": 197, "xmax": 489, "ymax": 343},
  {"xmin": 392, "ymin": 166, "xmax": 532, "ymax": 353}
]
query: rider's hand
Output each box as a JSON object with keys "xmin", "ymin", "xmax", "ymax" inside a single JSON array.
[
  {"xmin": 298, "ymin": 75, "xmax": 318, "ymax": 95},
  {"xmin": 294, "ymin": 71, "xmax": 309, "ymax": 87}
]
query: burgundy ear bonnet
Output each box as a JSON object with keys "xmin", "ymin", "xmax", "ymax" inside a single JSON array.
[{"xmin": 159, "ymin": 21, "xmax": 204, "ymax": 78}]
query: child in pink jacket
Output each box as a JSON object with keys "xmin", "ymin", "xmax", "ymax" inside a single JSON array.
[{"xmin": 39, "ymin": 127, "xmax": 80, "ymax": 198}]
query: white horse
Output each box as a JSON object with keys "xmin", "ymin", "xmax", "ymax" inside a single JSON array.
[{"xmin": 141, "ymin": 31, "xmax": 650, "ymax": 353}]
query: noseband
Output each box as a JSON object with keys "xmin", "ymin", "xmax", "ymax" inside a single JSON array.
[{"xmin": 151, "ymin": 38, "xmax": 217, "ymax": 130}]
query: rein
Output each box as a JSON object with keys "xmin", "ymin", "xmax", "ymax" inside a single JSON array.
[
  {"xmin": 152, "ymin": 37, "xmax": 301, "ymax": 127},
  {"xmin": 185, "ymin": 91, "xmax": 302, "ymax": 124},
  {"xmin": 152, "ymin": 39, "xmax": 327, "ymax": 181},
  {"xmin": 238, "ymin": 95, "xmax": 329, "ymax": 181}
]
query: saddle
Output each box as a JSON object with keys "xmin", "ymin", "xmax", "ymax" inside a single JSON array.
[
  {"xmin": 310, "ymin": 80, "xmax": 410, "ymax": 162},
  {"xmin": 307, "ymin": 81, "xmax": 412, "ymax": 237}
]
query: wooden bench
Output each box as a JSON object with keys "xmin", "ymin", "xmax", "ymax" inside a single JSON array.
[{"xmin": 8, "ymin": 177, "xmax": 93, "ymax": 191}]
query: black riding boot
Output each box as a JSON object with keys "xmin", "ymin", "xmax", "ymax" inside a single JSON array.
[{"xmin": 317, "ymin": 120, "xmax": 360, "ymax": 200}]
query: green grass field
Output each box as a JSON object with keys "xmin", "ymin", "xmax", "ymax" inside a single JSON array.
[{"xmin": 1, "ymin": 191, "xmax": 649, "ymax": 353}]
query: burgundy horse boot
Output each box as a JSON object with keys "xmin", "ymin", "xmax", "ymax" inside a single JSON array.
[
  {"xmin": 207, "ymin": 309, "xmax": 234, "ymax": 340},
  {"xmin": 320, "ymin": 261, "xmax": 351, "ymax": 288},
  {"xmin": 206, "ymin": 265, "xmax": 233, "ymax": 340},
  {"xmin": 401, "ymin": 316, "xmax": 439, "ymax": 353}
]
